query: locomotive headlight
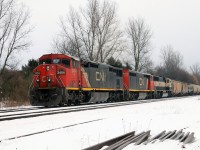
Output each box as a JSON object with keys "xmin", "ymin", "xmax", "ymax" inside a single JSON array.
[
  {"xmin": 36, "ymin": 78, "xmax": 40, "ymax": 82},
  {"xmin": 48, "ymin": 78, "xmax": 51, "ymax": 82},
  {"xmin": 46, "ymin": 66, "xmax": 50, "ymax": 71},
  {"xmin": 47, "ymin": 76, "xmax": 51, "ymax": 82}
]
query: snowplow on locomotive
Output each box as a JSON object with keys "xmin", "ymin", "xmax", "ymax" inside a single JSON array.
[{"xmin": 29, "ymin": 54, "xmax": 200, "ymax": 107}]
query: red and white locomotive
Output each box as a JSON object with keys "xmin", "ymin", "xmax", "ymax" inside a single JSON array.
[{"xmin": 29, "ymin": 53, "xmax": 200, "ymax": 107}]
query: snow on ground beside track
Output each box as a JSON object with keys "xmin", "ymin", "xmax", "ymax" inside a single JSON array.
[{"xmin": 1, "ymin": 96, "xmax": 200, "ymax": 150}]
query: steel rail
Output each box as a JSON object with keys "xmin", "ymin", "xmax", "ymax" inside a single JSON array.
[
  {"xmin": 0, "ymin": 107, "xmax": 43, "ymax": 113},
  {"xmin": 0, "ymin": 96, "xmax": 195, "ymax": 122},
  {"xmin": 0, "ymin": 119, "xmax": 103, "ymax": 143}
]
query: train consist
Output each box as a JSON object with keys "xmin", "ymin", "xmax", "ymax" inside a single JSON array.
[{"xmin": 29, "ymin": 54, "xmax": 200, "ymax": 107}]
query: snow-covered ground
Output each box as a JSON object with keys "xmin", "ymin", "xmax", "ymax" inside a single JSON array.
[{"xmin": 1, "ymin": 96, "xmax": 200, "ymax": 150}]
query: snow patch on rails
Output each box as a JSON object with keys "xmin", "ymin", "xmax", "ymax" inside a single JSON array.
[
  {"xmin": 0, "ymin": 96, "xmax": 190, "ymax": 121},
  {"xmin": 0, "ymin": 118, "xmax": 103, "ymax": 143}
]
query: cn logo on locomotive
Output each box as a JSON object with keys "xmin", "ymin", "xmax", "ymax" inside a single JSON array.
[
  {"xmin": 96, "ymin": 71, "xmax": 105, "ymax": 81},
  {"xmin": 42, "ymin": 76, "xmax": 46, "ymax": 82}
]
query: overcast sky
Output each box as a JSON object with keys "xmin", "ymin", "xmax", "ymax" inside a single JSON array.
[{"xmin": 19, "ymin": 0, "xmax": 200, "ymax": 69}]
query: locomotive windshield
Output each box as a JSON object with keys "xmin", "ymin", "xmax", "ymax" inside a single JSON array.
[
  {"xmin": 62, "ymin": 59, "xmax": 70, "ymax": 67},
  {"xmin": 52, "ymin": 59, "xmax": 60, "ymax": 64},
  {"xmin": 39, "ymin": 59, "xmax": 51, "ymax": 64},
  {"xmin": 39, "ymin": 58, "xmax": 70, "ymax": 67},
  {"xmin": 39, "ymin": 58, "xmax": 60, "ymax": 64}
]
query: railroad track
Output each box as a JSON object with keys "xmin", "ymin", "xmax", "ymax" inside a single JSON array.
[
  {"xmin": 0, "ymin": 118, "xmax": 103, "ymax": 143},
  {"xmin": 0, "ymin": 106, "xmax": 43, "ymax": 113},
  {"xmin": 0, "ymin": 96, "xmax": 197, "ymax": 145},
  {"xmin": 0, "ymin": 96, "xmax": 195, "ymax": 122}
]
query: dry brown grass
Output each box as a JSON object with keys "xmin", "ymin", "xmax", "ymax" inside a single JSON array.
[{"xmin": 0, "ymin": 99, "xmax": 30, "ymax": 108}]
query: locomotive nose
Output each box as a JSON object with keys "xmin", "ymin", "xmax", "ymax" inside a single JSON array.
[{"xmin": 34, "ymin": 64, "xmax": 57, "ymax": 88}]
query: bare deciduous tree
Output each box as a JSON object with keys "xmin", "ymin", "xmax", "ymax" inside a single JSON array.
[
  {"xmin": 190, "ymin": 63, "xmax": 200, "ymax": 84},
  {"xmin": 126, "ymin": 17, "xmax": 152, "ymax": 72},
  {"xmin": 161, "ymin": 45, "xmax": 183, "ymax": 70},
  {"xmin": 0, "ymin": 0, "xmax": 32, "ymax": 74},
  {"xmin": 53, "ymin": 0, "xmax": 124, "ymax": 62},
  {"xmin": 190, "ymin": 63, "xmax": 200, "ymax": 76},
  {"xmin": 156, "ymin": 45, "xmax": 184, "ymax": 80},
  {"xmin": 142, "ymin": 57, "xmax": 154, "ymax": 74}
]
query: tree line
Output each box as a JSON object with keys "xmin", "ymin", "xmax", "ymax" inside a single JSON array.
[
  {"xmin": 53, "ymin": 0, "xmax": 200, "ymax": 84},
  {"xmin": 53, "ymin": 0, "xmax": 152, "ymax": 72},
  {"xmin": 0, "ymin": 0, "xmax": 200, "ymax": 106}
]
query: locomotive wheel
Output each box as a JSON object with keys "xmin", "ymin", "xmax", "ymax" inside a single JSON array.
[
  {"xmin": 74, "ymin": 100, "xmax": 80, "ymax": 106},
  {"xmin": 67, "ymin": 100, "xmax": 72, "ymax": 106},
  {"xmin": 59, "ymin": 103, "xmax": 65, "ymax": 107}
]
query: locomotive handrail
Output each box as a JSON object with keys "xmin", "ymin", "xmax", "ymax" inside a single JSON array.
[
  {"xmin": 123, "ymin": 83, "xmax": 129, "ymax": 91},
  {"xmin": 123, "ymin": 82, "xmax": 130, "ymax": 99},
  {"xmin": 58, "ymin": 76, "xmax": 65, "ymax": 87},
  {"xmin": 55, "ymin": 75, "xmax": 65, "ymax": 87}
]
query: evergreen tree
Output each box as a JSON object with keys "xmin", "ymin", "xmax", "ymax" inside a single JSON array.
[
  {"xmin": 22, "ymin": 59, "xmax": 38, "ymax": 77},
  {"xmin": 107, "ymin": 57, "xmax": 122, "ymax": 68}
]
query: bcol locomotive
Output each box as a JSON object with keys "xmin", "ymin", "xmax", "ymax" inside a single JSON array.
[{"xmin": 29, "ymin": 54, "xmax": 200, "ymax": 107}]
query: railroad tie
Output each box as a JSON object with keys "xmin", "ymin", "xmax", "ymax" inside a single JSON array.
[
  {"xmin": 104, "ymin": 133, "xmax": 141, "ymax": 150},
  {"xmin": 135, "ymin": 131, "xmax": 151, "ymax": 145},
  {"xmin": 83, "ymin": 131, "xmax": 135, "ymax": 150},
  {"xmin": 180, "ymin": 132, "xmax": 190, "ymax": 142},
  {"xmin": 84, "ymin": 130, "xmax": 195, "ymax": 150},
  {"xmin": 174, "ymin": 132, "xmax": 185, "ymax": 140},
  {"xmin": 107, "ymin": 132, "xmax": 146, "ymax": 150},
  {"xmin": 159, "ymin": 131, "xmax": 171, "ymax": 140},
  {"xmin": 171, "ymin": 129, "xmax": 183, "ymax": 139},
  {"xmin": 183, "ymin": 132, "xmax": 195, "ymax": 144},
  {"xmin": 160, "ymin": 130, "xmax": 176, "ymax": 142},
  {"xmin": 143, "ymin": 130, "xmax": 166, "ymax": 145}
]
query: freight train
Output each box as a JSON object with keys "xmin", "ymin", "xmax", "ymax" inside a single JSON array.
[{"xmin": 29, "ymin": 54, "xmax": 200, "ymax": 107}]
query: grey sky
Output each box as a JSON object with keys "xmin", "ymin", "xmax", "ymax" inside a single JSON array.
[{"xmin": 20, "ymin": 0, "xmax": 200, "ymax": 70}]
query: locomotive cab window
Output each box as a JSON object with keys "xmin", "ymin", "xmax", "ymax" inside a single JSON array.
[
  {"xmin": 159, "ymin": 77, "xmax": 164, "ymax": 82},
  {"xmin": 90, "ymin": 63, "xmax": 98, "ymax": 68},
  {"xmin": 116, "ymin": 70, "xmax": 122, "ymax": 77},
  {"xmin": 39, "ymin": 59, "xmax": 51, "ymax": 64},
  {"xmin": 153, "ymin": 76, "xmax": 159, "ymax": 81},
  {"xmin": 83, "ymin": 63, "xmax": 89, "ymax": 68},
  {"xmin": 109, "ymin": 67, "xmax": 113, "ymax": 72},
  {"xmin": 144, "ymin": 75, "xmax": 150, "ymax": 79},
  {"xmin": 52, "ymin": 59, "xmax": 60, "ymax": 64},
  {"xmin": 109, "ymin": 67, "xmax": 116, "ymax": 73},
  {"xmin": 62, "ymin": 59, "xmax": 70, "ymax": 67},
  {"xmin": 130, "ymin": 72, "xmax": 136, "ymax": 76},
  {"xmin": 72, "ymin": 60, "xmax": 80, "ymax": 68}
]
